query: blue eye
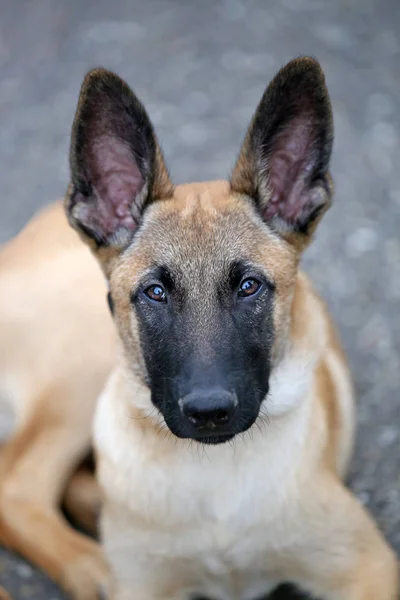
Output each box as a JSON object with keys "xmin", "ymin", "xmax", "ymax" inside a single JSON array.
[
  {"xmin": 144, "ymin": 285, "xmax": 166, "ymax": 303},
  {"xmin": 238, "ymin": 278, "xmax": 261, "ymax": 298}
]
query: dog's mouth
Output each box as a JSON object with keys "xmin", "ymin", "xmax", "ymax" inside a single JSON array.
[
  {"xmin": 191, "ymin": 433, "xmax": 236, "ymax": 445},
  {"xmin": 160, "ymin": 407, "xmax": 260, "ymax": 446},
  {"xmin": 173, "ymin": 428, "xmax": 238, "ymax": 445}
]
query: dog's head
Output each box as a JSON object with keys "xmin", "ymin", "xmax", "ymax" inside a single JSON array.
[{"xmin": 65, "ymin": 57, "xmax": 333, "ymax": 444}]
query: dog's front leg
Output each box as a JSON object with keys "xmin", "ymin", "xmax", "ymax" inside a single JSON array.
[
  {"xmin": 286, "ymin": 477, "xmax": 398, "ymax": 600},
  {"xmin": 0, "ymin": 395, "xmax": 109, "ymax": 600}
]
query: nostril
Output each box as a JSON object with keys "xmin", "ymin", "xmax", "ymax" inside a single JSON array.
[
  {"xmin": 187, "ymin": 411, "xmax": 206, "ymax": 426},
  {"xmin": 214, "ymin": 409, "xmax": 230, "ymax": 423}
]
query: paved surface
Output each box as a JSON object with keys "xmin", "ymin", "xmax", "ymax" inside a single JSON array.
[{"xmin": 0, "ymin": 0, "xmax": 399, "ymax": 598}]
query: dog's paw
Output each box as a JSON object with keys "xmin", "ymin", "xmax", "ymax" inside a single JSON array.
[{"xmin": 60, "ymin": 542, "xmax": 110, "ymax": 600}]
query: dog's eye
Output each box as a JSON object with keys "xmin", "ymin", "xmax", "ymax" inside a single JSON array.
[
  {"xmin": 144, "ymin": 285, "xmax": 167, "ymax": 303},
  {"xmin": 238, "ymin": 278, "xmax": 261, "ymax": 298}
]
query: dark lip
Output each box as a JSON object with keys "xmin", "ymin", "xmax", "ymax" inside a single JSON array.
[
  {"xmin": 193, "ymin": 433, "xmax": 236, "ymax": 445},
  {"xmin": 168, "ymin": 424, "xmax": 237, "ymax": 444},
  {"xmin": 183, "ymin": 430, "xmax": 237, "ymax": 445}
]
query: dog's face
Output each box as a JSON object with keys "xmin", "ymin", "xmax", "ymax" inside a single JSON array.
[
  {"xmin": 110, "ymin": 185, "xmax": 296, "ymax": 443},
  {"xmin": 66, "ymin": 57, "xmax": 333, "ymax": 443}
]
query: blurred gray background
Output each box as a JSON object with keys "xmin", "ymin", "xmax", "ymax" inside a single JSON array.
[{"xmin": 0, "ymin": 0, "xmax": 399, "ymax": 598}]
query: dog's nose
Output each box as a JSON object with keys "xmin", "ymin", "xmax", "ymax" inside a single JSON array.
[{"xmin": 181, "ymin": 388, "xmax": 237, "ymax": 431}]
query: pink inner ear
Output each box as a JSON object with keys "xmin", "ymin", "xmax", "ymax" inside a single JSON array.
[
  {"xmin": 263, "ymin": 118, "xmax": 316, "ymax": 224},
  {"xmin": 87, "ymin": 135, "xmax": 144, "ymax": 237}
]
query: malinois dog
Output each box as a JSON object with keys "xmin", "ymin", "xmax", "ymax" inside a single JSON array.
[{"xmin": 0, "ymin": 57, "xmax": 398, "ymax": 600}]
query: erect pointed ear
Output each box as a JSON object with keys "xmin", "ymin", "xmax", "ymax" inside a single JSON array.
[
  {"xmin": 65, "ymin": 68, "xmax": 173, "ymax": 263},
  {"xmin": 231, "ymin": 57, "xmax": 333, "ymax": 250}
]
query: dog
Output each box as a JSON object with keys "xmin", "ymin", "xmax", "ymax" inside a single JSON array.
[{"xmin": 0, "ymin": 57, "xmax": 398, "ymax": 600}]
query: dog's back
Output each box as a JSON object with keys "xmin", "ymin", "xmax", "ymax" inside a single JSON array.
[
  {"xmin": 0, "ymin": 202, "xmax": 114, "ymax": 599},
  {"xmin": 0, "ymin": 201, "xmax": 114, "ymax": 425}
]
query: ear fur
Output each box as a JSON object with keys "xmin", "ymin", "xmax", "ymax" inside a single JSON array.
[
  {"xmin": 65, "ymin": 68, "xmax": 173, "ymax": 259},
  {"xmin": 231, "ymin": 56, "xmax": 334, "ymax": 250}
]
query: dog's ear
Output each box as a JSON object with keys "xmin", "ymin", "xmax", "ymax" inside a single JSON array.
[
  {"xmin": 231, "ymin": 57, "xmax": 333, "ymax": 250},
  {"xmin": 65, "ymin": 68, "xmax": 173, "ymax": 264}
]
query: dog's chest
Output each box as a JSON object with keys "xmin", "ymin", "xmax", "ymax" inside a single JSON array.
[
  {"xmin": 103, "ymin": 458, "xmax": 283, "ymax": 599},
  {"xmin": 95, "ymin": 371, "xmax": 311, "ymax": 598},
  {"xmin": 103, "ymin": 421, "xmax": 297, "ymax": 527},
  {"xmin": 99, "ymin": 430, "xmax": 301, "ymax": 599}
]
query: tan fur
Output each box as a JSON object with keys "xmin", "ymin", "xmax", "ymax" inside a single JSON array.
[
  {"xmin": 0, "ymin": 179, "xmax": 398, "ymax": 599},
  {"xmin": 0, "ymin": 57, "xmax": 397, "ymax": 600},
  {"xmin": 3, "ymin": 56, "xmax": 400, "ymax": 599},
  {"xmin": 90, "ymin": 181, "xmax": 397, "ymax": 600},
  {"xmin": 0, "ymin": 202, "xmax": 114, "ymax": 599}
]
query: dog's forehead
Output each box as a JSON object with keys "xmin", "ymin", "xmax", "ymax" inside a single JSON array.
[{"xmin": 119, "ymin": 181, "xmax": 295, "ymax": 288}]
